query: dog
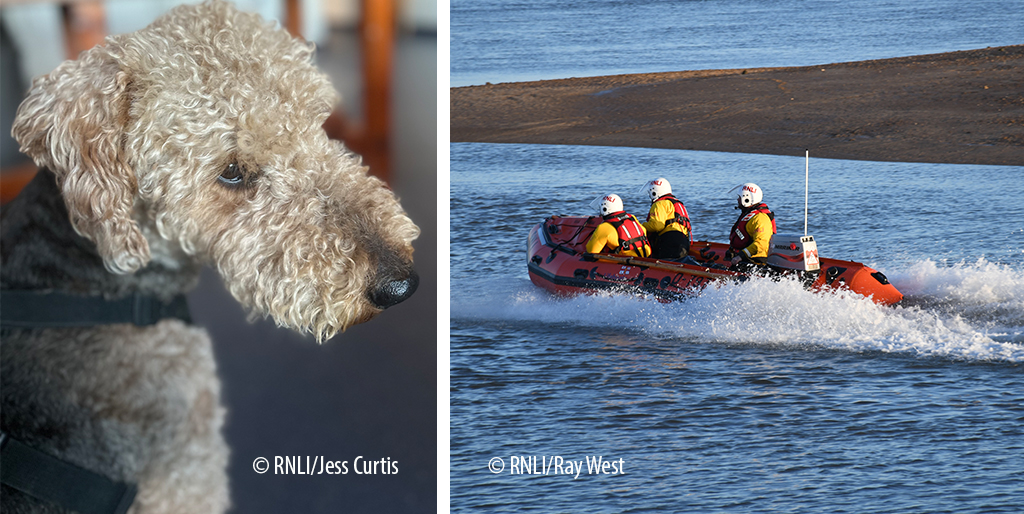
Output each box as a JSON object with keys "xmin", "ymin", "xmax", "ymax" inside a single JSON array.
[{"xmin": 0, "ymin": 1, "xmax": 419, "ymax": 512}]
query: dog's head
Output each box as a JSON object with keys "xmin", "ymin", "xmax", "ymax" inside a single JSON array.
[{"xmin": 11, "ymin": 0, "xmax": 419, "ymax": 341}]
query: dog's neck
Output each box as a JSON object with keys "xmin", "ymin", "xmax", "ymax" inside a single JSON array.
[{"xmin": 0, "ymin": 168, "xmax": 200, "ymax": 302}]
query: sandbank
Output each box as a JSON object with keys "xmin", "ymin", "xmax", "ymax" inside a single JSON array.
[{"xmin": 450, "ymin": 46, "xmax": 1024, "ymax": 165}]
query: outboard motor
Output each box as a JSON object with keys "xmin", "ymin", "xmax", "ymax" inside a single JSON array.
[{"xmin": 767, "ymin": 234, "xmax": 820, "ymax": 272}]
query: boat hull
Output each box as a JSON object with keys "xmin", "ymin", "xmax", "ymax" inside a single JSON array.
[{"xmin": 527, "ymin": 216, "xmax": 903, "ymax": 305}]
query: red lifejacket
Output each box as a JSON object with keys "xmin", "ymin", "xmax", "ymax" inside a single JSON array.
[
  {"xmin": 654, "ymin": 194, "xmax": 692, "ymax": 240},
  {"xmin": 729, "ymin": 203, "xmax": 776, "ymax": 250},
  {"xmin": 605, "ymin": 212, "xmax": 651, "ymax": 257}
]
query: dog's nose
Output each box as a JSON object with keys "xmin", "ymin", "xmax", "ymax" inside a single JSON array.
[{"xmin": 369, "ymin": 269, "xmax": 419, "ymax": 309}]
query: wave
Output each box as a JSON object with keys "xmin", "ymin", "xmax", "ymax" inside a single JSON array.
[
  {"xmin": 891, "ymin": 258, "xmax": 1024, "ymax": 328},
  {"xmin": 451, "ymin": 259, "xmax": 1024, "ymax": 363}
]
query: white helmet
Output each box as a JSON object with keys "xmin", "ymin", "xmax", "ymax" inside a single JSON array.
[
  {"xmin": 639, "ymin": 177, "xmax": 672, "ymax": 202},
  {"xmin": 590, "ymin": 194, "xmax": 624, "ymax": 216},
  {"xmin": 730, "ymin": 183, "xmax": 763, "ymax": 208}
]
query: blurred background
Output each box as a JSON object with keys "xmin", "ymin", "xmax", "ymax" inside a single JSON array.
[{"xmin": 0, "ymin": 0, "xmax": 437, "ymax": 512}]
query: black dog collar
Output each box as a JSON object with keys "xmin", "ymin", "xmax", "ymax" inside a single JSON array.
[{"xmin": 0, "ymin": 290, "xmax": 191, "ymax": 329}]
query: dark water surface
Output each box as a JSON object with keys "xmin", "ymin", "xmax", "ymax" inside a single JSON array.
[
  {"xmin": 449, "ymin": 143, "xmax": 1024, "ymax": 512},
  {"xmin": 451, "ymin": 0, "xmax": 1024, "ymax": 86}
]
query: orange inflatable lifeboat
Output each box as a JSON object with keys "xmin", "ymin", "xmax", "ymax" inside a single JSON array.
[{"xmin": 527, "ymin": 216, "xmax": 903, "ymax": 306}]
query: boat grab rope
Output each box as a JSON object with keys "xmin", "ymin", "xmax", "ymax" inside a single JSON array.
[
  {"xmin": 584, "ymin": 253, "xmax": 738, "ymax": 281},
  {"xmin": 546, "ymin": 216, "xmax": 593, "ymax": 250}
]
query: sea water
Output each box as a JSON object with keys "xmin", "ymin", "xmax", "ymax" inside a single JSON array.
[
  {"xmin": 451, "ymin": 0, "xmax": 1024, "ymax": 86},
  {"xmin": 450, "ymin": 0, "xmax": 1023, "ymax": 510},
  {"xmin": 449, "ymin": 143, "xmax": 1024, "ymax": 512}
]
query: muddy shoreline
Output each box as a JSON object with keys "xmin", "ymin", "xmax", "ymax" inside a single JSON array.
[{"xmin": 451, "ymin": 46, "xmax": 1024, "ymax": 166}]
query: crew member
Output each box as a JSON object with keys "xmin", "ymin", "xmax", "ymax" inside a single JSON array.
[
  {"xmin": 639, "ymin": 177, "xmax": 692, "ymax": 259},
  {"xmin": 585, "ymin": 194, "xmax": 652, "ymax": 258},
  {"xmin": 726, "ymin": 182, "xmax": 776, "ymax": 269}
]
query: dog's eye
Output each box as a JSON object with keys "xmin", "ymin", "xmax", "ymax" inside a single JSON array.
[{"xmin": 218, "ymin": 163, "xmax": 244, "ymax": 186}]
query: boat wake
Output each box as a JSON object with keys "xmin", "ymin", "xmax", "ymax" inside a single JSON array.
[
  {"xmin": 892, "ymin": 258, "xmax": 1024, "ymax": 328},
  {"xmin": 451, "ymin": 258, "xmax": 1024, "ymax": 363}
]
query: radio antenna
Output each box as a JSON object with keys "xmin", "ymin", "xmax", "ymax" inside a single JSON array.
[{"xmin": 804, "ymin": 149, "xmax": 809, "ymax": 236}]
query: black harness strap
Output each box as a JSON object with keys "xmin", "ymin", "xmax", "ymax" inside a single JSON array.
[
  {"xmin": 0, "ymin": 432, "xmax": 137, "ymax": 514},
  {"xmin": 0, "ymin": 290, "xmax": 191, "ymax": 329},
  {"xmin": 0, "ymin": 290, "xmax": 189, "ymax": 513},
  {"xmin": 605, "ymin": 213, "xmax": 651, "ymax": 257},
  {"xmin": 661, "ymin": 195, "xmax": 692, "ymax": 236}
]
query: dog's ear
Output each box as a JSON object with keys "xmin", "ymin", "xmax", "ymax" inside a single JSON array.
[{"xmin": 12, "ymin": 46, "xmax": 150, "ymax": 274}]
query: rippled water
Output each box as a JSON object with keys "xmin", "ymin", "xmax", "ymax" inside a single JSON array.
[
  {"xmin": 450, "ymin": 0, "xmax": 1024, "ymax": 509},
  {"xmin": 451, "ymin": 0, "xmax": 1024, "ymax": 86},
  {"xmin": 449, "ymin": 143, "xmax": 1024, "ymax": 512}
]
